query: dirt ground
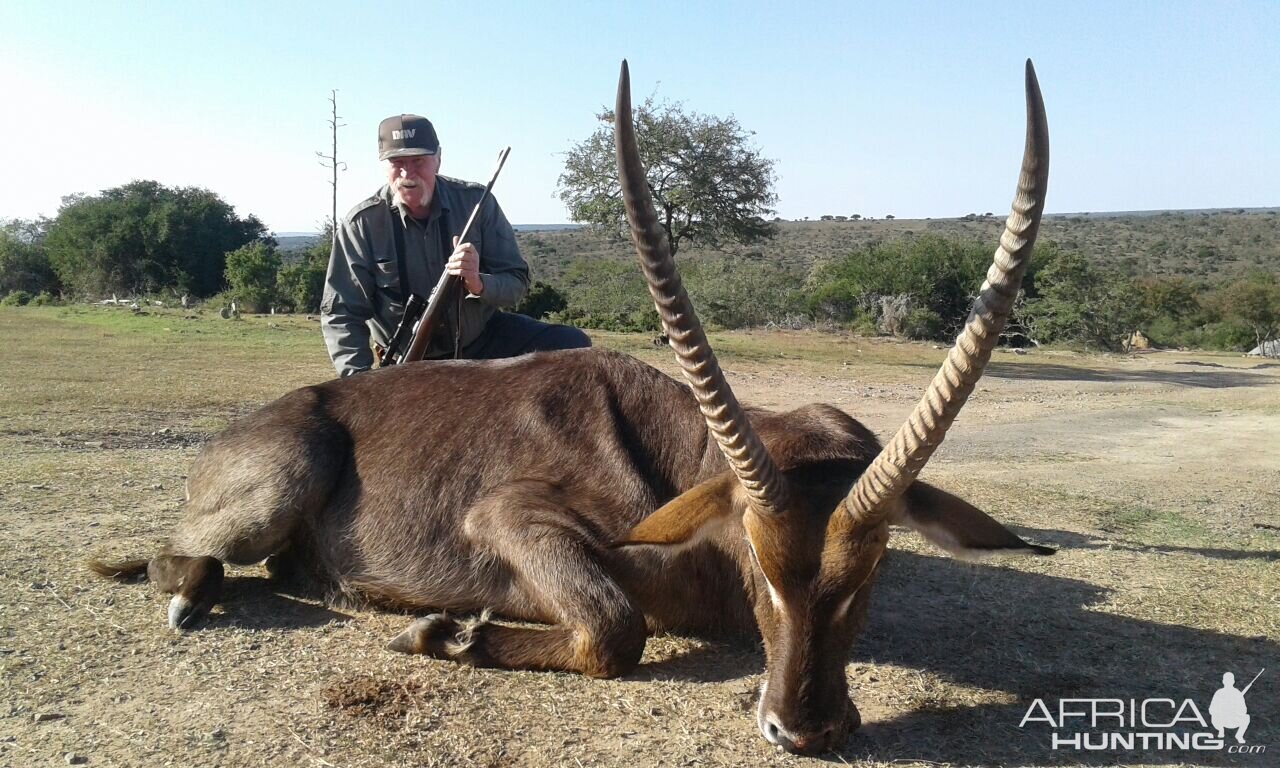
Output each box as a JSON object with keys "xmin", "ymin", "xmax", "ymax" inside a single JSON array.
[{"xmin": 1, "ymin": 308, "xmax": 1276, "ymax": 767}]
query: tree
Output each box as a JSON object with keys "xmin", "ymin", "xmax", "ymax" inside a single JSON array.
[
  {"xmin": 277, "ymin": 248, "xmax": 326, "ymax": 314},
  {"xmin": 277, "ymin": 223, "xmax": 332, "ymax": 313},
  {"xmin": 1131, "ymin": 276, "xmax": 1205, "ymax": 347},
  {"xmin": 224, "ymin": 241, "xmax": 281, "ymax": 312},
  {"xmin": 1216, "ymin": 272, "xmax": 1280, "ymax": 354},
  {"xmin": 557, "ymin": 97, "xmax": 777, "ymax": 258},
  {"xmin": 315, "ymin": 89, "xmax": 346, "ymax": 238},
  {"xmin": 0, "ymin": 218, "xmax": 58, "ymax": 296},
  {"xmin": 1022, "ymin": 250, "xmax": 1143, "ymax": 350},
  {"xmin": 44, "ymin": 181, "xmax": 268, "ymax": 297}
]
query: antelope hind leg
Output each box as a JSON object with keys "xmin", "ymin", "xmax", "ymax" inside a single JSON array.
[
  {"xmin": 389, "ymin": 482, "xmax": 647, "ymax": 679},
  {"xmin": 148, "ymin": 555, "xmax": 225, "ymax": 630},
  {"xmin": 89, "ymin": 554, "xmax": 225, "ymax": 630}
]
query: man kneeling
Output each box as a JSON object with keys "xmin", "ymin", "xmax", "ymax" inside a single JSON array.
[{"xmin": 322, "ymin": 113, "xmax": 588, "ymax": 377}]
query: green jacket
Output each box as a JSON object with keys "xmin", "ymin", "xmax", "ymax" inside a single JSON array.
[{"xmin": 321, "ymin": 176, "xmax": 529, "ymax": 376}]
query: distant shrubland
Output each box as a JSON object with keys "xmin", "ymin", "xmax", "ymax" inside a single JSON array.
[
  {"xmin": 4, "ymin": 192, "xmax": 1278, "ymax": 354},
  {"xmin": 517, "ymin": 210, "xmax": 1280, "ymax": 352}
]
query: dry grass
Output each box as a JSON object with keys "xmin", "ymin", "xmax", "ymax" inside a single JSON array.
[{"xmin": 1, "ymin": 305, "xmax": 1276, "ymax": 767}]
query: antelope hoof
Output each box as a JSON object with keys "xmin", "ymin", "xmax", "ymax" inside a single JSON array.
[
  {"xmin": 168, "ymin": 593, "xmax": 215, "ymax": 630},
  {"xmin": 387, "ymin": 613, "xmax": 460, "ymax": 656},
  {"xmin": 162, "ymin": 555, "xmax": 224, "ymax": 631}
]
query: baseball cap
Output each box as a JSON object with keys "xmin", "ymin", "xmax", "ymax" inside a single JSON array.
[{"xmin": 378, "ymin": 114, "xmax": 440, "ymax": 161}]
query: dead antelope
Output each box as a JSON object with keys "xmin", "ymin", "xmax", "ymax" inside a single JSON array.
[{"xmin": 91, "ymin": 60, "xmax": 1051, "ymax": 755}]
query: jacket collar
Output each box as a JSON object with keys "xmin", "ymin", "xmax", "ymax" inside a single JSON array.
[{"xmin": 383, "ymin": 180, "xmax": 450, "ymax": 225}]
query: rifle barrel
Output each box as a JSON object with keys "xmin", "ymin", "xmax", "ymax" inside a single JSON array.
[{"xmin": 1241, "ymin": 667, "xmax": 1265, "ymax": 695}]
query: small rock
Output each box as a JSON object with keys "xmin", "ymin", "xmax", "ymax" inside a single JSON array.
[
  {"xmin": 34, "ymin": 712, "xmax": 65, "ymax": 723},
  {"xmin": 1012, "ymin": 347, "xmax": 1027, "ymax": 355},
  {"xmin": 29, "ymin": 483, "xmax": 50, "ymax": 490},
  {"xmin": 84, "ymin": 441, "xmax": 104, "ymax": 449},
  {"xmin": 65, "ymin": 752, "xmax": 87, "ymax": 765}
]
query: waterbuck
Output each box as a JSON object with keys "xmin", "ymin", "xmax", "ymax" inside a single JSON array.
[{"xmin": 91, "ymin": 60, "xmax": 1051, "ymax": 755}]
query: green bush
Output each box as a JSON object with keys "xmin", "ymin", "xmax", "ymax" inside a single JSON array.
[
  {"xmin": 30, "ymin": 291, "xmax": 59, "ymax": 306},
  {"xmin": 1188, "ymin": 320, "xmax": 1256, "ymax": 351},
  {"xmin": 554, "ymin": 259, "xmax": 657, "ymax": 332},
  {"xmin": 277, "ymin": 233, "xmax": 331, "ymax": 313},
  {"xmin": 514, "ymin": 281, "xmax": 568, "ymax": 320},
  {"xmin": 901, "ymin": 307, "xmax": 944, "ymax": 340},
  {"xmin": 1, "ymin": 221, "xmax": 59, "ymax": 296},
  {"xmin": 806, "ymin": 236, "xmax": 991, "ymax": 337},
  {"xmin": 680, "ymin": 255, "xmax": 805, "ymax": 329},
  {"xmin": 1, "ymin": 290, "xmax": 33, "ymax": 306},
  {"xmin": 277, "ymin": 260, "xmax": 325, "ymax": 313},
  {"xmin": 223, "ymin": 241, "xmax": 281, "ymax": 313}
]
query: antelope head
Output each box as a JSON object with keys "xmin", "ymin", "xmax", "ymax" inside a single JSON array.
[{"xmin": 614, "ymin": 61, "xmax": 1051, "ymax": 753}]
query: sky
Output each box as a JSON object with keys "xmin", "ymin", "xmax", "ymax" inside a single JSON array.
[{"xmin": 1, "ymin": 1, "xmax": 1277, "ymax": 234}]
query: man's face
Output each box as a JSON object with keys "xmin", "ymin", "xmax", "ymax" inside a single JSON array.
[{"xmin": 386, "ymin": 154, "xmax": 440, "ymax": 212}]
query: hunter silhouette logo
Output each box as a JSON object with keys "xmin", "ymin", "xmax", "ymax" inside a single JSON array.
[
  {"xmin": 1211, "ymin": 669, "xmax": 1263, "ymax": 744},
  {"xmin": 391, "ymin": 129, "xmax": 416, "ymax": 140},
  {"xmin": 1019, "ymin": 668, "xmax": 1267, "ymax": 754}
]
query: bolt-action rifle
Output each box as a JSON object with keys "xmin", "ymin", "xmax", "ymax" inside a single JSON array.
[
  {"xmin": 377, "ymin": 146, "xmax": 511, "ymax": 367},
  {"xmin": 1241, "ymin": 668, "xmax": 1265, "ymax": 695}
]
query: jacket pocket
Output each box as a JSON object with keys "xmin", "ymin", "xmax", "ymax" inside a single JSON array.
[{"xmin": 373, "ymin": 258, "xmax": 400, "ymax": 289}]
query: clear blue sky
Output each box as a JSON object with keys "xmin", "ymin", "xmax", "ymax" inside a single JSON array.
[{"xmin": 2, "ymin": 1, "xmax": 1276, "ymax": 233}]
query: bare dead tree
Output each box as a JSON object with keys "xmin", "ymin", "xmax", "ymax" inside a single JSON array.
[{"xmin": 316, "ymin": 89, "xmax": 347, "ymax": 239}]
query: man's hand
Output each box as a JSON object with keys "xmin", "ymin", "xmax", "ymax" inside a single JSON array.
[{"xmin": 447, "ymin": 236, "xmax": 484, "ymax": 296}]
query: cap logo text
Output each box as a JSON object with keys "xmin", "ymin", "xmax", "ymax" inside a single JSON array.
[{"xmin": 391, "ymin": 129, "xmax": 416, "ymax": 140}]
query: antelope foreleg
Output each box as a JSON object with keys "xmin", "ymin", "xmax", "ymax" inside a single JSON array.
[{"xmin": 389, "ymin": 483, "xmax": 647, "ymax": 679}]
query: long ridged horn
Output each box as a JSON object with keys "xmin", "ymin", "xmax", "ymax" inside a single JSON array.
[
  {"xmin": 614, "ymin": 60, "xmax": 789, "ymax": 518},
  {"xmin": 843, "ymin": 59, "xmax": 1050, "ymax": 525}
]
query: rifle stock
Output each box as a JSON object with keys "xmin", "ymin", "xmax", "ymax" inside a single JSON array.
[
  {"xmin": 400, "ymin": 272, "xmax": 463, "ymax": 363},
  {"xmin": 377, "ymin": 292, "xmax": 427, "ymax": 367}
]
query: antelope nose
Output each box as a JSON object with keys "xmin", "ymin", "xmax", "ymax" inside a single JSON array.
[
  {"xmin": 760, "ymin": 713, "xmax": 841, "ymax": 755},
  {"xmin": 761, "ymin": 713, "xmax": 797, "ymax": 752}
]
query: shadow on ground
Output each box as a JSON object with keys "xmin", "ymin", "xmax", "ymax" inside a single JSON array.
[
  {"xmin": 1018, "ymin": 526, "xmax": 1280, "ymax": 563},
  {"xmin": 974, "ymin": 362, "xmax": 1275, "ymax": 389},
  {"xmin": 825, "ymin": 549, "xmax": 1276, "ymax": 765},
  {"xmin": 203, "ymin": 576, "xmax": 352, "ymax": 631},
  {"xmin": 202, "ymin": 552, "xmax": 1273, "ymax": 765}
]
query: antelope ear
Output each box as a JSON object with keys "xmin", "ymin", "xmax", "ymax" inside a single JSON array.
[
  {"xmin": 895, "ymin": 481, "xmax": 1055, "ymax": 559},
  {"xmin": 615, "ymin": 473, "xmax": 740, "ymax": 548}
]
